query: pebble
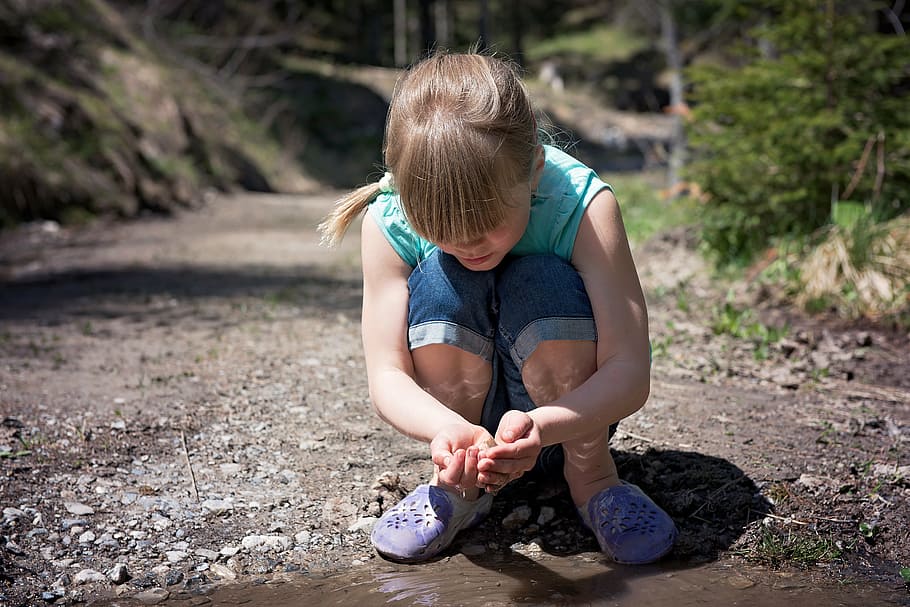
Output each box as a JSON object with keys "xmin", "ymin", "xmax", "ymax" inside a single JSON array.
[
  {"xmin": 347, "ymin": 516, "xmax": 377, "ymax": 533},
  {"xmin": 74, "ymin": 569, "xmax": 108, "ymax": 584},
  {"xmin": 294, "ymin": 531, "xmax": 311, "ymax": 545},
  {"xmin": 107, "ymin": 563, "xmax": 131, "ymax": 584},
  {"xmin": 134, "ymin": 588, "xmax": 170, "ymax": 605},
  {"xmin": 537, "ymin": 506, "xmax": 555, "ymax": 526},
  {"xmin": 165, "ymin": 569, "xmax": 184, "ymax": 586},
  {"xmin": 241, "ymin": 534, "xmax": 291, "ymax": 552},
  {"xmin": 165, "ymin": 550, "xmax": 189, "ymax": 563},
  {"xmin": 78, "ymin": 531, "xmax": 96, "ymax": 544},
  {"xmin": 502, "ymin": 505, "xmax": 532, "ymax": 529},
  {"xmin": 61, "ymin": 519, "xmax": 88, "ymax": 531},
  {"xmin": 194, "ymin": 548, "xmax": 220, "ymax": 561},
  {"xmin": 201, "ymin": 499, "xmax": 233, "ymax": 515},
  {"xmin": 2, "ymin": 507, "xmax": 25, "ymax": 522},
  {"xmin": 220, "ymin": 545, "xmax": 241, "ymax": 557},
  {"xmin": 64, "ymin": 502, "xmax": 95, "ymax": 516},
  {"xmin": 208, "ymin": 563, "xmax": 237, "ymax": 581}
]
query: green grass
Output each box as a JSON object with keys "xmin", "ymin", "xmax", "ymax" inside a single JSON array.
[
  {"xmin": 710, "ymin": 297, "xmax": 788, "ymax": 360},
  {"xmin": 610, "ymin": 175, "xmax": 696, "ymax": 245},
  {"xmin": 526, "ymin": 25, "xmax": 648, "ymax": 63},
  {"xmin": 738, "ymin": 527, "xmax": 844, "ymax": 567}
]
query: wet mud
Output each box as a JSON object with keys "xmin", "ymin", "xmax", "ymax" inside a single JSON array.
[{"xmin": 101, "ymin": 556, "xmax": 907, "ymax": 607}]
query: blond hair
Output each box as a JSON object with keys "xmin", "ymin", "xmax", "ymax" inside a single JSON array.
[{"xmin": 318, "ymin": 51, "xmax": 538, "ymax": 246}]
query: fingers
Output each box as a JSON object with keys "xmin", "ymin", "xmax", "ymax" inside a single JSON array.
[
  {"xmin": 435, "ymin": 447, "xmax": 483, "ymax": 490},
  {"xmin": 496, "ymin": 410, "xmax": 533, "ymax": 443},
  {"xmin": 462, "ymin": 446, "xmax": 479, "ymax": 489},
  {"xmin": 435, "ymin": 448, "xmax": 465, "ymax": 487}
]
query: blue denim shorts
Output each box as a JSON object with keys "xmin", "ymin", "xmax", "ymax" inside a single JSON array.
[{"xmin": 407, "ymin": 250, "xmax": 610, "ymax": 476}]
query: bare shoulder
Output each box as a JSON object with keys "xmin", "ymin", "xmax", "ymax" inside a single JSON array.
[
  {"xmin": 572, "ymin": 187, "xmax": 632, "ymax": 270},
  {"xmin": 361, "ymin": 212, "xmax": 411, "ymax": 285}
]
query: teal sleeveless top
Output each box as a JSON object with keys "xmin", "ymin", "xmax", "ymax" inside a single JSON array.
[{"xmin": 368, "ymin": 145, "xmax": 612, "ymax": 267}]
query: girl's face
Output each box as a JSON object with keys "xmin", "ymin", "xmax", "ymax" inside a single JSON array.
[{"xmin": 436, "ymin": 182, "xmax": 532, "ymax": 271}]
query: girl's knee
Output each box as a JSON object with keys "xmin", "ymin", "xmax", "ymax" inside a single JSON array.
[
  {"xmin": 412, "ymin": 344, "xmax": 492, "ymax": 421},
  {"xmin": 521, "ymin": 340, "xmax": 596, "ymax": 406}
]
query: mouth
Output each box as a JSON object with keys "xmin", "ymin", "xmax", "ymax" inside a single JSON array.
[{"xmin": 460, "ymin": 253, "xmax": 492, "ymax": 266}]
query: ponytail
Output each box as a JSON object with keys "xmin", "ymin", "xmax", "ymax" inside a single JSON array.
[{"xmin": 318, "ymin": 182, "xmax": 383, "ymax": 246}]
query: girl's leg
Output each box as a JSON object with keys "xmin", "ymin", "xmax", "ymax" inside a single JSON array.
[
  {"xmin": 497, "ymin": 255, "xmax": 676, "ymax": 565},
  {"xmin": 522, "ymin": 340, "xmax": 620, "ymax": 507},
  {"xmin": 372, "ymin": 250, "xmax": 501, "ymax": 563},
  {"xmin": 495, "ymin": 255, "xmax": 616, "ymax": 506},
  {"xmin": 407, "ymin": 251, "xmax": 497, "ymax": 495}
]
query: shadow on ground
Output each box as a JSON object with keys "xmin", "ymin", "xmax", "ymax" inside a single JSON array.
[
  {"xmin": 461, "ymin": 447, "xmax": 770, "ymax": 565},
  {"xmin": 0, "ymin": 265, "xmax": 363, "ymax": 322}
]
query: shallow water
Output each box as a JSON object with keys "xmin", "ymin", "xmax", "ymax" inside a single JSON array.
[{"xmin": 154, "ymin": 553, "xmax": 907, "ymax": 607}]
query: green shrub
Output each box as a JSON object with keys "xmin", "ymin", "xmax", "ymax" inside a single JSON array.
[{"xmin": 686, "ymin": 1, "xmax": 910, "ymax": 265}]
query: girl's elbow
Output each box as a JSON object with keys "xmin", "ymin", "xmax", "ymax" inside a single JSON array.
[{"xmin": 628, "ymin": 371, "xmax": 651, "ymax": 415}]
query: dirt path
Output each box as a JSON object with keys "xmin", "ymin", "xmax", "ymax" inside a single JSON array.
[{"xmin": 1, "ymin": 192, "xmax": 908, "ymax": 606}]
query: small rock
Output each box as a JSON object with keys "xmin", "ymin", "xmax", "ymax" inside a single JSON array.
[
  {"xmin": 537, "ymin": 506, "xmax": 555, "ymax": 526},
  {"xmin": 64, "ymin": 503, "xmax": 94, "ymax": 516},
  {"xmin": 220, "ymin": 544, "xmax": 240, "ymax": 557},
  {"xmin": 194, "ymin": 548, "xmax": 220, "ymax": 561},
  {"xmin": 134, "ymin": 588, "xmax": 170, "ymax": 605},
  {"xmin": 61, "ymin": 519, "xmax": 88, "ymax": 531},
  {"xmin": 241, "ymin": 534, "xmax": 291, "ymax": 552},
  {"xmin": 78, "ymin": 531, "xmax": 96, "ymax": 544},
  {"xmin": 2, "ymin": 507, "xmax": 25, "ymax": 523},
  {"xmin": 107, "ymin": 563, "xmax": 131, "ymax": 584},
  {"xmin": 201, "ymin": 499, "xmax": 233, "ymax": 515},
  {"xmin": 347, "ymin": 516, "xmax": 378, "ymax": 533},
  {"xmin": 502, "ymin": 505, "xmax": 532, "ymax": 529},
  {"xmin": 74, "ymin": 569, "xmax": 107, "ymax": 584},
  {"xmin": 165, "ymin": 550, "xmax": 189, "ymax": 563},
  {"xmin": 164, "ymin": 570, "xmax": 184, "ymax": 586},
  {"xmin": 294, "ymin": 531, "xmax": 311, "ymax": 545},
  {"xmin": 208, "ymin": 563, "xmax": 237, "ymax": 581},
  {"xmin": 510, "ymin": 539, "xmax": 544, "ymax": 557}
]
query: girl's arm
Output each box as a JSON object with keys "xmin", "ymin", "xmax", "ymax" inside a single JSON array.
[
  {"xmin": 527, "ymin": 187, "xmax": 652, "ymax": 446},
  {"xmin": 360, "ymin": 216, "xmax": 472, "ymax": 443}
]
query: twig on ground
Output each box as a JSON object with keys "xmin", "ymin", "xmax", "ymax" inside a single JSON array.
[
  {"xmin": 181, "ymin": 429, "xmax": 200, "ymax": 502},
  {"xmin": 614, "ymin": 429, "xmax": 655, "ymax": 443},
  {"xmin": 763, "ymin": 512, "xmax": 810, "ymax": 526},
  {"xmin": 688, "ymin": 477, "xmax": 743, "ymax": 519}
]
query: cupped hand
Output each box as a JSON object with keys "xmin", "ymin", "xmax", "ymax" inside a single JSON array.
[
  {"xmin": 476, "ymin": 410, "xmax": 542, "ymax": 493},
  {"xmin": 430, "ymin": 423, "xmax": 496, "ymax": 492}
]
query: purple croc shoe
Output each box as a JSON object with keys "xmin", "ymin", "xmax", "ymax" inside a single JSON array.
[
  {"xmin": 371, "ymin": 484, "xmax": 493, "ymax": 563},
  {"xmin": 579, "ymin": 482, "xmax": 677, "ymax": 564}
]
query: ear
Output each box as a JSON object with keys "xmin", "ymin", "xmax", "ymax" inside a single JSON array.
[{"xmin": 530, "ymin": 144, "xmax": 545, "ymax": 191}]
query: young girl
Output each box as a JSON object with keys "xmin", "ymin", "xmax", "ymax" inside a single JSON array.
[{"xmin": 319, "ymin": 51, "xmax": 676, "ymax": 564}]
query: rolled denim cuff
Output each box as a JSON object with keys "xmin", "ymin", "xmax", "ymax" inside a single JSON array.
[
  {"xmin": 408, "ymin": 321, "xmax": 495, "ymax": 362},
  {"xmin": 509, "ymin": 316, "xmax": 596, "ymax": 370}
]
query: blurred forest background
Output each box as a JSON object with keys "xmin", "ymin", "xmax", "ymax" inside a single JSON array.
[{"xmin": 1, "ymin": 0, "xmax": 908, "ymax": 322}]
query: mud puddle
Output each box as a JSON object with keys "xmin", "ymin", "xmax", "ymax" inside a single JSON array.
[{"xmin": 112, "ymin": 554, "xmax": 906, "ymax": 606}]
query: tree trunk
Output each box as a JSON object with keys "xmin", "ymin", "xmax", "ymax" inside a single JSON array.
[
  {"xmin": 660, "ymin": 0, "xmax": 685, "ymax": 195},
  {"xmin": 419, "ymin": 0, "xmax": 435, "ymax": 57},
  {"xmin": 394, "ymin": 0, "xmax": 408, "ymax": 66},
  {"xmin": 477, "ymin": 0, "xmax": 489, "ymax": 51},
  {"xmin": 435, "ymin": 0, "xmax": 451, "ymax": 49},
  {"xmin": 510, "ymin": 0, "xmax": 524, "ymax": 65}
]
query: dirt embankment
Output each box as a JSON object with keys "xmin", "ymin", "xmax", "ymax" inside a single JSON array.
[{"xmin": 0, "ymin": 192, "xmax": 908, "ymax": 606}]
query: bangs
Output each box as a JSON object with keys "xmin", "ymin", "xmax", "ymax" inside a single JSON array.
[{"xmin": 396, "ymin": 115, "xmax": 526, "ymax": 245}]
